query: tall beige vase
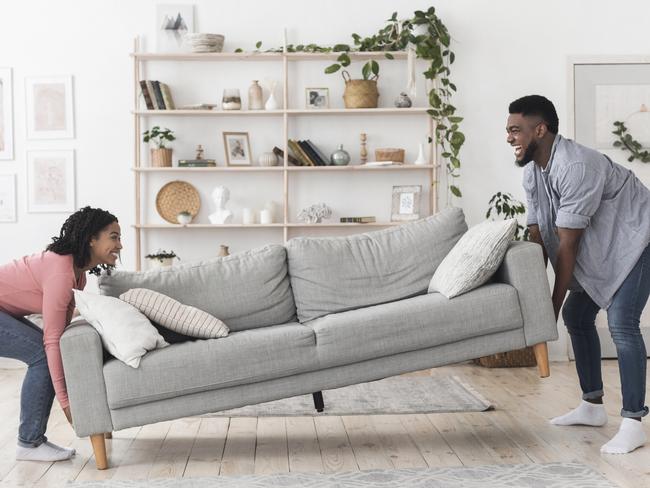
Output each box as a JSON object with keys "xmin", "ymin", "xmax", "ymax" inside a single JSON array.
[
  {"xmin": 151, "ymin": 148, "xmax": 173, "ymax": 167},
  {"xmin": 248, "ymin": 80, "xmax": 264, "ymax": 110}
]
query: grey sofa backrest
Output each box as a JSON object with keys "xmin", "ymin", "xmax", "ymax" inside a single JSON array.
[
  {"xmin": 286, "ymin": 207, "xmax": 468, "ymax": 323},
  {"xmin": 98, "ymin": 244, "xmax": 296, "ymax": 332}
]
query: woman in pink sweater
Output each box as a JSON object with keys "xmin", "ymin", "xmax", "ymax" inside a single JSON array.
[{"xmin": 0, "ymin": 206, "xmax": 121, "ymax": 462}]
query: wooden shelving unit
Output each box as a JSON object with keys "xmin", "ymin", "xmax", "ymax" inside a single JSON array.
[{"xmin": 132, "ymin": 38, "xmax": 439, "ymax": 270}]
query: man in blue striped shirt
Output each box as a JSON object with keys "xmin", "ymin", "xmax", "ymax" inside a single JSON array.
[{"xmin": 507, "ymin": 95, "xmax": 650, "ymax": 454}]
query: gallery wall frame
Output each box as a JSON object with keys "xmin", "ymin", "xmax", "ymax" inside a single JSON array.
[
  {"xmin": 25, "ymin": 75, "xmax": 75, "ymax": 139},
  {"xmin": 0, "ymin": 68, "xmax": 14, "ymax": 160},
  {"xmin": 0, "ymin": 173, "xmax": 16, "ymax": 222},
  {"xmin": 26, "ymin": 149, "xmax": 75, "ymax": 213}
]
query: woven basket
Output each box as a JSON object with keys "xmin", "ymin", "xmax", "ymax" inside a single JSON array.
[
  {"xmin": 342, "ymin": 70, "xmax": 379, "ymax": 109},
  {"xmin": 155, "ymin": 180, "xmax": 201, "ymax": 224},
  {"xmin": 151, "ymin": 148, "xmax": 172, "ymax": 167},
  {"xmin": 473, "ymin": 346, "xmax": 537, "ymax": 368},
  {"xmin": 375, "ymin": 148, "xmax": 405, "ymax": 163}
]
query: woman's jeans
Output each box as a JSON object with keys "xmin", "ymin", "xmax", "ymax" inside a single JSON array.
[
  {"xmin": 0, "ymin": 311, "xmax": 55, "ymax": 447},
  {"xmin": 562, "ymin": 244, "xmax": 650, "ymax": 418}
]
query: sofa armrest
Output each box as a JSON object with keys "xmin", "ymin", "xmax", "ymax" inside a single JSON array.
[
  {"xmin": 60, "ymin": 322, "xmax": 113, "ymax": 437},
  {"xmin": 494, "ymin": 241, "xmax": 558, "ymax": 346}
]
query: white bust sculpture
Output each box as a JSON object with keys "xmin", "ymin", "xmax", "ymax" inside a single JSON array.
[{"xmin": 208, "ymin": 186, "xmax": 233, "ymax": 224}]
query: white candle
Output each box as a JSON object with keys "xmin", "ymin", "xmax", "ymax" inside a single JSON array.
[
  {"xmin": 242, "ymin": 208, "xmax": 255, "ymax": 225},
  {"xmin": 283, "ymin": 27, "xmax": 287, "ymax": 53},
  {"xmin": 260, "ymin": 209, "xmax": 272, "ymax": 224}
]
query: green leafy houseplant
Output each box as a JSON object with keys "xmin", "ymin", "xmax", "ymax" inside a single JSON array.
[
  {"xmin": 145, "ymin": 249, "xmax": 179, "ymax": 263},
  {"xmin": 238, "ymin": 7, "xmax": 464, "ymax": 201},
  {"xmin": 612, "ymin": 121, "xmax": 650, "ymax": 163},
  {"xmin": 143, "ymin": 126, "xmax": 175, "ymax": 149},
  {"xmin": 486, "ymin": 192, "xmax": 529, "ymax": 241}
]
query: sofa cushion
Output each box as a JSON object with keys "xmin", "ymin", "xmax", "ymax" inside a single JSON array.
[
  {"xmin": 103, "ymin": 322, "xmax": 317, "ymax": 409},
  {"xmin": 307, "ymin": 283, "xmax": 523, "ymax": 368},
  {"xmin": 286, "ymin": 207, "xmax": 468, "ymax": 323},
  {"xmin": 98, "ymin": 245, "xmax": 296, "ymax": 332}
]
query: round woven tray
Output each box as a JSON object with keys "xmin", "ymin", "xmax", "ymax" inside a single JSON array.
[{"xmin": 155, "ymin": 180, "xmax": 201, "ymax": 224}]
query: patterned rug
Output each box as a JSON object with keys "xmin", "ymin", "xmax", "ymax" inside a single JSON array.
[
  {"xmin": 67, "ymin": 463, "xmax": 618, "ymax": 487},
  {"xmin": 202, "ymin": 375, "xmax": 493, "ymax": 417}
]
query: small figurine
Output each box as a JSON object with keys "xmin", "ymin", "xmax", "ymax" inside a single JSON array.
[
  {"xmin": 394, "ymin": 92, "xmax": 412, "ymax": 108},
  {"xmin": 195, "ymin": 144, "xmax": 205, "ymax": 160}
]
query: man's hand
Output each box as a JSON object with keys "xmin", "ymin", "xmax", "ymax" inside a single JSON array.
[
  {"xmin": 528, "ymin": 224, "xmax": 548, "ymax": 266},
  {"xmin": 63, "ymin": 406, "xmax": 73, "ymax": 425}
]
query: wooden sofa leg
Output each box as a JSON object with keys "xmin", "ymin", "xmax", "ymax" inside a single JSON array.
[
  {"xmin": 90, "ymin": 433, "xmax": 108, "ymax": 470},
  {"xmin": 533, "ymin": 342, "xmax": 550, "ymax": 378},
  {"xmin": 312, "ymin": 391, "xmax": 324, "ymax": 412}
]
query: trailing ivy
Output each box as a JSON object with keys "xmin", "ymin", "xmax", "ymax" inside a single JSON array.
[
  {"xmin": 612, "ymin": 121, "xmax": 650, "ymax": 163},
  {"xmin": 235, "ymin": 6, "xmax": 464, "ymax": 201}
]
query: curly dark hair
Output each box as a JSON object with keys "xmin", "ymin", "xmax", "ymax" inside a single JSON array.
[{"xmin": 46, "ymin": 206, "xmax": 119, "ymax": 276}]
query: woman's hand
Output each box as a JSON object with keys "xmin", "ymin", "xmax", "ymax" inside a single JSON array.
[{"xmin": 63, "ymin": 406, "xmax": 73, "ymax": 424}]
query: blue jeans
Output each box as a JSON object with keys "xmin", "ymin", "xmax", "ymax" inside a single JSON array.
[
  {"xmin": 0, "ymin": 311, "xmax": 55, "ymax": 447},
  {"xmin": 562, "ymin": 244, "xmax": 650, "ymax": 418}
]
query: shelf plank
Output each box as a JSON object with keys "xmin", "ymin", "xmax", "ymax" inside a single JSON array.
[
  {"xmin": 134, "ymin": 107, "xmax": 429, "ymax": 116},
  {"xmin": 131, "ymin": 51, "xmax": 407, "ymax": 62},
  {"xmin": 286, "ymin": 108, "xmax": 429, "ymax": 115},
  {"xmin": 286, "ymin": 222, "xmax": 402, "ymax": 228},
  {"xmin": 132, "ymin": 167, "xmax": 284, "ymax": 172},
  {"xmin": 286, "ymin": 164, "xmax": 436, "ymax": 171},
  {"xmin": 133, "ymin": 222, "xmax": 404, "ymax": 229},
  {"xmin": 134, "ymin": 109, "xmax": 284, "ymax": 116},
  {"xmin": 132, "ymin": 165, "xmax": 435, "ymax": 172}
]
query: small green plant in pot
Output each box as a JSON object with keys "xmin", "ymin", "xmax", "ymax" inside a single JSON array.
[
  {"xmin": 145, "ymin": 249, "xmax": 179, "ymax": 268},
  {"xmin": 485, "ymin": 192, "xmax": 529, "ymax": 241},
  {"xmin": 143, "ymin": 126, "xmax": 175, "ymax": 167}
]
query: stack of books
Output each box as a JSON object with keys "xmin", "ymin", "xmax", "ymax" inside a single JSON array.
[
  {"xmin": 178, "ymin": 159, "xmax": 216, "ymax": 167},
  {"xmin": 340, "ymin": 216, "xmax": 376, "ymax": 223},
  {"xmin": 287, "ymin": 139, "xmax": 329, "ymax": 166},
  {"xmin": 139, "ymin": 80, "xmax": 175, "ymax": 110}
]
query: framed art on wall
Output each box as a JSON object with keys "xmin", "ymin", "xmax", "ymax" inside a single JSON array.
[
  {"xmin": 223, "ymin": 131, "xmax": 252, "ymax": 166},
  {"xmin": 25, "ymin": 75, "xmax": 75, "ymax": 139},
  {"xmin": 391, "ymin": 185, "xmax": 421, "ymax": 221},
  {"xmin": 26, "ymin": 150, "xmax": 75, "ymax": 213},
  {"xmin": 156, "ymin": 4, "xmax": 194, "ymax": 53},
  {"xmin": 0, "ymin": 68, "xmax": 14, "ymax": 160},
  {"xmin": 0, "ymin": 173, "xmax": 16, "ymax": 222},
  {"xmin": 305, "ymin": 87, "xmax": 329, "ymax": 109}
]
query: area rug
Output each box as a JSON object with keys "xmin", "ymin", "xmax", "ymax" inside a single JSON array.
[
  {"xmin": 200, "ymin": 376, "xmax": 492, "ymax": 417},
  {"xmin": 67, "ymin": 462, "xmax": 618, "ymax": 487}
]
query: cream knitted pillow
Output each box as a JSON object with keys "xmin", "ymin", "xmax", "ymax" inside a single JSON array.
[
  {"xmin": 428, "ymin": 219, "xmax": 517, "ymax": 299},
  {"xmin": 119, "ymin": 288, "xmax": 229, "ymax": 339}
]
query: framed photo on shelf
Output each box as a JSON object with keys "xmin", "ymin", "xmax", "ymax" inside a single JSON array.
[
  {"xmin": 25, "ymin": 75, "xmax": 74, "ymax": 139},
  {"xmin": 156, "ymin": 4, "xmax": 194, "ymax": 53},
  {"xmin": 305, "ymin": 87, "xmax": 329, "ymax": 109},
  {"xmin": 391, "ymin": 185, "xmax": 421, "ymax": 221},
  {"xmin": 0, "ymin": 173, "xmax": 16, "ymax": 222},
  {"xmin": 223, "ymin": 131, "xmax": 252, "ymax": 166},
  {"xmin": 26, "ymin": 150, "xmax": 75, "ymax": 213},
  {"xmin": 0, "ymin": 68, "xmax": 14, "ymax": 160}
]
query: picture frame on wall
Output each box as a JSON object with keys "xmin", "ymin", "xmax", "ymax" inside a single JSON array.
[
  {"xmin": 25, "ymin": 75, "xmax": 74, "ymax": 139},
  {"xmin": 0, "ymin": 173, "xmax": 16, "ymax": 222},
  {"xmin": 391, "ymin": 185, "xmax": 421, "ymax": 221},
  {"xmin": 26, "ymin": 150, "xmax": 75, "ymax": 213},
  {"xmin": 223, "ymin": 131, "xmax": 252, "ymax": 166},
  {"xmin": 156, "ymin": 4, "xmax": 194, "ymax": 53},
  {"xmin": 0, "ymin": 68, "xmax": 14, "ymax": 160},
  {"xmin": 305, "ymin": 87, "xmax": 329, "ymax": 109}
]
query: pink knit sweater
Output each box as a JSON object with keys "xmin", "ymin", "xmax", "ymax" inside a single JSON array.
[{"xmin": 0, "ymin": 252, "xmax": 86, "ymax": 409}]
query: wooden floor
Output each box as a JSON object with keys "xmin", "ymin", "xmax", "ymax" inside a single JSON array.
[{"xmin": 0, "ymin": 361, "xmax": 648, "ymax": 487}]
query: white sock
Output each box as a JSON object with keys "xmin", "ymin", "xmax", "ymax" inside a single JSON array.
[
  {"xmin": 550, "ymin": 400, "xmax": 608, "ymax": 426},
  {"xmin": 16, "ymin": 441, "xmax": 76, "ymax": 462},
  {"xmin": 601, "ymin": 418, "xmax": 646, "ymax": 454}
]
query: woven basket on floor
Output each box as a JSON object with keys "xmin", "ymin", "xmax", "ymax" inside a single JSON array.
[
  {"xmin": 473, "ymin": 346, "xmax": 537, "ymax": 368},
  {"xmin": 342, "ymin": 70, "xmax": 379, "ymax": 109}
]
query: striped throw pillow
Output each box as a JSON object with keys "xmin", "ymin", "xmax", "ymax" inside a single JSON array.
[{"xmin": 119, "ymin": 288, "xmax": 229, "ymax": 339}]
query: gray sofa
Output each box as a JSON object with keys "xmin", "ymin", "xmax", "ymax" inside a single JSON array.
[{"xmin": 60, "ymin": 207, "xmax": 557, "ymax": 469}]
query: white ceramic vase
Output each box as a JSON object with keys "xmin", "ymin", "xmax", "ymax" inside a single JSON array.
[
  {"xmin": 265, "ymin": 91, "xmax": 279, "ymax": 110},
  {"xmin": 413, "ymin": 143, "xmax": 427, "ymax": 165}
]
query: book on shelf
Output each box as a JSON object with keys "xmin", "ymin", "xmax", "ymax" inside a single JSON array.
[
  {"xmin": 139, "ymin": 80, "xmax": 176, "ymax": 110},
  {"xmin": 139, "ymin": 80, "xmax": 154, "ymax": 110},
  {"xmin": 287, "ymin": 140, "xmax": 313, "ymax": 166},
  {"xmin": 144, "ymin": 80, "xmax": 160, "ymax": 109},
  {"xmin": 297, "ymin": 140, "xmax": 323, "ymax": 166},
  {"xmin": 340, "ymin": 216, "xmax": 377, "ymax": 223},
  {"xmin": 151, "ymin": 81, "xmax": 166, "ymax": 110},
  {"xmin": 306, "ymin": 140, "xmax": 330, "ymax": 165},
  {"xmin": 178, "ymin": 159, "xmax": 217, "ymax": 167},
  {"xmin": 272, "ymin": 146, "xmax": 301, "ymax": 166},
  {"xmin": 160, "ymin": 82, "xmax": 175, "ymax": 110}
]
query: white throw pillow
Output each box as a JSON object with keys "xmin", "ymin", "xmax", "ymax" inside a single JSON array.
[
  {"xmin": 428, "ymin": 219, "xmax": 517, "ymax": 299},
  {"xmin": 73, "ymin": 289, "xmax": 168, "ymax": 368},
  {"xmin": 119, "ymin": 288, "xmax": 229, "ymax": 339}
]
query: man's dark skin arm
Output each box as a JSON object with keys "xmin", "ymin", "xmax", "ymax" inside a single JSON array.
[
  {"xmin": 528, "ymin": 224, "xmax": 548, "ymax": 267},
  {"xmin": 552, "ymin": 227, "xmax": 584, "ymax": 321}
]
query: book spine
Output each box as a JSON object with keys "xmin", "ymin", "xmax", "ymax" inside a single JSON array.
[
  {"xmin": 273, "ymin": 146, "xmax": 301, "ymax": 166},
  {"xmin": 145, "ymin": 80, "xmax": 160, "ymax": 109},
  {"xmin": 340, "ymin": 217, "xmax": 376, "ymax": 223},
  {"xmin": 152, "ymin": 81, "xmax": 166, "ymax": 109},
  {"xmin": 299, "ymin": 140, "xmax": 322, "ymax": 166},
  {"xmin": 305, "ymin": 139, "xmax": 328, "ymax": 166},
  {"xmin": 139, "ymin": 80, "xmax": 154, "ymax": 110},
  {"xmin": 288, "ymin": 140, "xmax": 312, "ymax": 166},
  {"xmin": 160, "ymin": 82, "xmax": 175, "ymax": 110}
]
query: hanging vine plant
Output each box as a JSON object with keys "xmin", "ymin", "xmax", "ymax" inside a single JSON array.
[
  {"xmin": 237, "ymin": 6, "xmax": 464, "ymax": 200},
  {"xmin": 612, "ymin": 121, "xmax": 650, "ymax": 163}
]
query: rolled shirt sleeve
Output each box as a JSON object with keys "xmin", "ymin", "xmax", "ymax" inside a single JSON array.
[{"xmin": 555, "ymin": 162, "xmax": 605, "ymax": 229}]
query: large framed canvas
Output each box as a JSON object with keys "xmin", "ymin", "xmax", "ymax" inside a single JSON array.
[
  {"xmin": 0, "ymin": 68, "xmax": 14, "ymax": 159},
  {"xmin": 25, "ymin": 75, "xmax": 75, "ymax": 139},
  {"xmin": 156, "ymin": 4, "xmax": 194, "ymax": 53},
  {"xmin": 0, "ymin": 173, "xmax": 16, "ymax": 222},
  {"xmin": 26, "ymin": 150, "xmax": 75, "ymax": 213}
]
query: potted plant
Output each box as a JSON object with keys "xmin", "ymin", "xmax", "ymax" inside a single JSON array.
[
  {"xmin": 143, "ymin": 126, "xmax": 176, "ymax": 167},
  {"xmin": 145, "ymin": 249, "xmax": 179, "ymax": 268}
]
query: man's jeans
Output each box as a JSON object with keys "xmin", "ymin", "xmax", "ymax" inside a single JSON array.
[
  {"xmin": 0, "ymin": 311, "xmax": 55, "ymax": 447},
  {"xmin": 562, "ymin": 243, "xmax": 650, "ymax": 418}
]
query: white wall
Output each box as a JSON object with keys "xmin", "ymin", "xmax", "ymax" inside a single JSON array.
[{"xmin": 2, "ymin": 0, "xmax": 649, "ymax": 361}]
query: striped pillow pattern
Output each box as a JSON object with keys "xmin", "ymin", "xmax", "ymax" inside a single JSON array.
[{"xmin": 119, "ymin": 288, "xmax": 229, "ymax": 339}]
